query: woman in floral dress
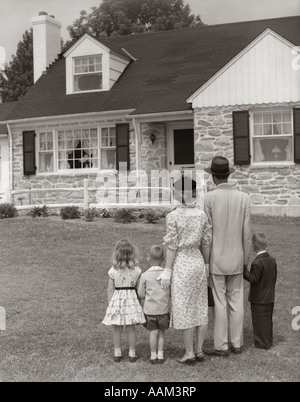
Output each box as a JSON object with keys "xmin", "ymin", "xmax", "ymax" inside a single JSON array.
[{"xmin": 161, "ymin": 177, "xmax": 212, "ymax": 364}]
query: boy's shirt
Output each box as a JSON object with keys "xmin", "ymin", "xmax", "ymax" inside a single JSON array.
[
  {"xmin": 243, "ymin": 252, "xmax": 277, "ymax": 304},
  {"xmin": 138, "ymin": 266, "xmax": 170, "ymax": 315}
]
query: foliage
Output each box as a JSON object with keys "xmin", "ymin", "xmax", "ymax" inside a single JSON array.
[
  {"xmin": 60, "ymin": 206, "xmax": 81, "ymax": 220},
  {"xmin": 67, "ymin": 0, "xmax": 204, "ymax": 41},
  {"xmin": 83, "ymin": 207, "xmax": 101, "ymax": 222},
  {"xmin": 0, "ymin": 29, "xmax": 33, "ymax": 102},
  {"xmin": 113, "ymin": 208, "xmax": 136, "ymax": 224},
  {"xmin": 100, "ymin": 208, "xmax": 111, "ymax": 218},
  {"xmin": 145, "ymin": 209, "xmax": 160, "ymax": 224},
  {"xmin": 0, "ymin": 203, "xmax": 18, "ymax": 219},
  {"xmin": 30, "ymin": 205, "xmax": 49, "ymax": 218}
]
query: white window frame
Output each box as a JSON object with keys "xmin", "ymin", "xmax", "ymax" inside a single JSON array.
[
  {"xmin": 250, "ymin": 109, "xmax": 294, "ymax": 166},
  {"xmin": 73, "ymin": 55, "xmax": 103, "ymax": 94},
  {"xmin": 36, "ymin": 125, "xmax": 118, "ymax": 176}
]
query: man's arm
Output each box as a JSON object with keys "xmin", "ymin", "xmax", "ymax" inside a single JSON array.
[{"xmin": 243, "ymin": 196, "xmax": 252, "ymax": 266}]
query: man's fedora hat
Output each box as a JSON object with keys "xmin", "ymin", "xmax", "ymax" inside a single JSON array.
[{"xmin": 204, "ymin": 156, "xmax": 235, "ymax": 176}]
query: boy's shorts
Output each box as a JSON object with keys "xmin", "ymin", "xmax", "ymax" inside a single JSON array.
[{"xmin": 143, "ymin": 313, "xmax": 170, "ymax": 331}]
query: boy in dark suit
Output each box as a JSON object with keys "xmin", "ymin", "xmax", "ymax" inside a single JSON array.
[{"xmin": 244, "ymin": 233, "xmax": 277, "ymax": 350}]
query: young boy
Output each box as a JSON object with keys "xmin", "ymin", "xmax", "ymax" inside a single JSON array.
[
  {"xmin": 244, "ymin": 233, "xmax": 278, "ymax": 350},
  {"xmin": 138, "ymin": 245, "xmax": 171, "ymax": 364}
]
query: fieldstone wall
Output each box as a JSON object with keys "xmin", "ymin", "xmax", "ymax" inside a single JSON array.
[
  {"xmin": 140, "ymin": 123, "xmax": 167, "ymax": 174},
  {"xmin": 10, "ymin": 120, "xmax": 137, "ymax": 206},
  {"xmin": 194, "ymin": 104, "xmax": 300, "ymax": 214}
]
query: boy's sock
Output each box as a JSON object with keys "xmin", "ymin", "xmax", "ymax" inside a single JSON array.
[
  {"xmin": 114, "ymin": 348, "xmax": 122, "ymax": 357},
  {"xmin": 151, "ymin": 352, "xmax": 158, "ymax": 360},
  {"xmin": 129, "ymin": 349, "xmax": 136, "ymax": 358},
  {"xmin": 157, "ymin": 351, "xmax": 164, "ymax": 360}
]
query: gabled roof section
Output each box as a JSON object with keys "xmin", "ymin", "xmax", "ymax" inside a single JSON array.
[
  {"xmin": 187, "ymin": 28, "xmax": 300, "ymax": 107},
  {"xmin": 63, "ymin": 33, "xmax": 132, "ymax": 61},
  {"xmin": 6, "ymin": 15, "xmax": 300, "ymax": 121}
]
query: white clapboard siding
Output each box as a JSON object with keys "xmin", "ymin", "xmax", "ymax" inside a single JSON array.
[{"xmin": 188, "ymin": 29, "xmax": 300, "ymax": 108}]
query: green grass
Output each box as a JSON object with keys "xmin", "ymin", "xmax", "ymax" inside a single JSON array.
[{"xmin": 0, "ymin": 215, "xmax": 299, "ymax": 382}]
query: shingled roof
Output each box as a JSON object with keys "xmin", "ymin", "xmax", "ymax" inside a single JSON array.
[
  {"xmin": 6, "ymin": 15, "xmax": 300, "ymax": 121},
  {"xmin": 0, "ymin": 101, "xmax": 18, "ymax": 132}
]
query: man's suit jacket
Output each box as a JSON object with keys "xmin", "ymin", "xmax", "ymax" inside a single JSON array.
[
  {"xmin": 243, "ymin": 252, "xmax": 277, "ymax": 304},
  {"xmin": 204, "ymin": 183, "xmax": 251, "ymax": 275}
]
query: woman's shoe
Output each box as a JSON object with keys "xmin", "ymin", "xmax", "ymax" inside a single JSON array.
[
  {"xmin": 176, "ymin": 356, "xmax": 196, "ymax": 365},
  {"xmin": 195, "ymin": 352, "xmax": 205, "ymax": 362}
]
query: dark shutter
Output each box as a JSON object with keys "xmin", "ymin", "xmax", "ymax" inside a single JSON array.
[
  {"xmin": 116, "ymin": 123, "xmax": 130, "ymax": 171},
  {"xmin": 23, "ymin": 131, "xmax": 36, "ymax": 176},
  {"xmin": 294, "ymin": 108, "xmax": 300, "ymax": 164},
  {"xmin": 233, "ymin": 111, "xmax": 251, "ymax": 165}
]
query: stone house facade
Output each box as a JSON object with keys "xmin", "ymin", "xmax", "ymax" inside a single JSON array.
[{"xmin": 0, "ymin": 13, "xmax": 299, "ymax": 215}]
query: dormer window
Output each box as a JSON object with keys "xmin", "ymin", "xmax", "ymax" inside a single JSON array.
[{"xmin": 73, "ymin": 55, "xmax": 103, "ymax": 92}]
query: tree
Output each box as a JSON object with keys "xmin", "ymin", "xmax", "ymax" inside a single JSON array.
[
  {"xmin": 0, "ymin": 29, "xmax": 34, "ymax": 103},
  {"xmin": 67, "ymin": 0, "xmax": 204, "ymax": 41}
]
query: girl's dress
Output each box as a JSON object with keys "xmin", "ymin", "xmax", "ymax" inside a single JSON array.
[
  {"xmin": 163, "ymin": 206, "xmax": 212, "ymax": 330},
  {"xmin": 102, "ymin": 266, "xmax": 146, "ymax": 326}
]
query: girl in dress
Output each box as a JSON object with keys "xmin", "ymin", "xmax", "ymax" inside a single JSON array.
[{"xmin": 102, "ymin": 239, "xmax": 146, "ymax": 363}]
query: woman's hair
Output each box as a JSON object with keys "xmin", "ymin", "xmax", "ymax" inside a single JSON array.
[
  {"xmin": 112, "ymin": 238, "xmax": 138, "ymax": 269},
  {"xmin": 173, "ymin": 176, "xmax": 197, "ymax": 204}
]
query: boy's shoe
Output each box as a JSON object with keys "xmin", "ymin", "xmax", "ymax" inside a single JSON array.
[
  {"xmin": 129, "ymin": 356, "xmax": 138, "ymax": 363},
  {"xmin": 231, "ymin": 347, "xmax": 242, "ymax": 355},
  {"xmin": 157, "ymin": 358, "xmax": 165, "ymax": 364},
  {"xmin": 149, "ymin": 358, "xmax": 157, "ymax": 365},
  {"xmin": 114, "ymin": 356, "xmax": 123, "ymax": 363}
]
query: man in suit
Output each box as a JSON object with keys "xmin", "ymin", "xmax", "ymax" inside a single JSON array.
[
  {"xmin": 203, "ymin": 156, "xmax": 251, "ymax": 356},
  {"xmin": 244, "ymin": 233, "xmax": 277, "ymax": 350}
]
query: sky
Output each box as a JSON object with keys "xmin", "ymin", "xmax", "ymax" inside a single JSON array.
[{"xmin": 0, "ymin": 0, "xmax": 299, "ymax": 63}]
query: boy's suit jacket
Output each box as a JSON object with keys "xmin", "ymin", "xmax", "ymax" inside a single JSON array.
[
  {"xmin": 204, "ymin": 183, "xmax": 251, "ymax": 275},
  {"xmin": 243, "ymin": 252, "xmax": 277, "ymax": 304}
]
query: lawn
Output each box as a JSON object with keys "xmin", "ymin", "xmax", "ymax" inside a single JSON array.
[{"xmin": 0, "ymin": 214, "xmax": 299, "ymax": 382}]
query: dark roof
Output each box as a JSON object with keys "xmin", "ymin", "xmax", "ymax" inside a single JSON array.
[
  {"xmin": 7, "ymin": 15, "xmax": 300, "ymax": 121},
  {"xmin": 0, "ymin": 101, "xmax": 18, "ymax": 132}
]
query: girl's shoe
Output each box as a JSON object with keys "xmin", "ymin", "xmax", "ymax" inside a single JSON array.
[
  {"xmin": 114, "ymin": 356, "xmax": 123, "ymax": 363},
  {"xmin": 157, "ymin": 358, "xmax": 165, "ymax": 364},
  {"xmin": 149, "ymin": 358, "xmax": 157, "ymax": 365},
  {"xmin": 129, "ymin": 356, "xmax": 138, "ymax": 363}
]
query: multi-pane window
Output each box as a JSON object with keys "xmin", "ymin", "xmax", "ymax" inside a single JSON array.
[
  {"xmin": 39, "ymin": 132, "xmax": 54, "ymax": 173},
  {"xmin": 57, "ymin": 128, "xmax": 98, "ymax": 171},
  {"xmin": 101, "ymin": 127, "xmax": 116, "ymax": 169},
  {"xmin": 252, "ymin": 111, "xmax": 293, "ymax": 163},
  {"xmin": 74, "ymin": 55, "xmax": 102, "ymax": 92}
]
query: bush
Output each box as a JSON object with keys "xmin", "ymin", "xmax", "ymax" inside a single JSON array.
[
  {"xmin": 83, "ymin": 207, "xmax": 101, "ymax": 222},
  {"xmin": 113, "ymin": 208, "xmax": 136, "ymax": 224},
  {"xmin": 145, "ymin": 210, "xmax": 160, "ymax": 224},
  {"xmin": 101, "ymin": 209, "xmax": 111, "ymax": 218},
  {"xmin": 30, "ymin": 206, "xmax": 49, "ymax": 218},
  {"xmin": 0, "ymin": 203, "xmax": 18, "ymax": 219},
  {"xmin": 60, "ymin": 206, "xmax": 81, "ymax": 220}
]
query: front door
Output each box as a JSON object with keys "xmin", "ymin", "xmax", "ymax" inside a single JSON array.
[
  {"xmin": 167, "ymin": 122, "xmax": 195, "ymax": 174},
  {"xmin": 0, "ymin": 137, "xmax": 10, "ymax": 203}
]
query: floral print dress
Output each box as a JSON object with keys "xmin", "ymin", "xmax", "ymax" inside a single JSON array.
[
  {"xmin": 163, "ymin": 206, "xmax": 212, "ymax": 330},
  {"xmin": 102, "ymin": 266, "xmax": 146, "ymax": 326}
]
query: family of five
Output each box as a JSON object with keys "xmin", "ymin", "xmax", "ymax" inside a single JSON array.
[{"xmin": 102, "ymin": 156, "xmax": 278, "ymax": 364}]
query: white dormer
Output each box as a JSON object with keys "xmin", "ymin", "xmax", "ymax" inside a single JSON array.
[{"xmin": 64, "ymin": 34, "xmax": 132, "ymax": 95}]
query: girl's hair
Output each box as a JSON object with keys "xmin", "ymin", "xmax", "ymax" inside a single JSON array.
[{"xmin": 112, "ymin": 239, "xmax": 138, "ymax": 269}]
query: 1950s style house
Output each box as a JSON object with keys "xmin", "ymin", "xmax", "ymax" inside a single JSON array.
[{"xmin": 0, "ymin": 13, "xmax": 299, "ymax": 214}]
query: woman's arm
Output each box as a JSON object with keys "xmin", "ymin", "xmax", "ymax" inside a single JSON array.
[
  {"xmin": 107, "ymin": 278, "xmax": 115, "ymax": 304},
  {"xmin": 160, "ymin": 247, "xmax": 176, "ymax": 290}
]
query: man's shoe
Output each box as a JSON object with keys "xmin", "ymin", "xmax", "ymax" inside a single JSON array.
[
  {"xmin": 231, "ymin": 347, "xmax": 242, "ymax": 355},
  {"xmin": 202, "ymin": 348, "xmax": 230, "ymax": 357}
]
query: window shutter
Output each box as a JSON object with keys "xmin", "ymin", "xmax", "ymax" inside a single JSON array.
[
  {"xmin": 294, "ymin": 108, "xmax": 300, "ymax": 164},
  {"xmin": 116, "ymin": 123, "xmax": 130, "ymax": 171},
  {"xmin": 233, "ymin": 111, "xmax": 251, "ymax": 165},
  {"xmin": 23, "ymin": 131, "xmax": 36, "ymax": 176}
]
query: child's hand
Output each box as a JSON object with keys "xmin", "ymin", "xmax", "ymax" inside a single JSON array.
[{"xmin": 157, "ymin": 269, "xmax": 172, "ymax": 289}]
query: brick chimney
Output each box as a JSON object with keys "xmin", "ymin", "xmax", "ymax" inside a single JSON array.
[{"xmin": 32, "ymin": 12, "xmax": 62, "ymax": 83}]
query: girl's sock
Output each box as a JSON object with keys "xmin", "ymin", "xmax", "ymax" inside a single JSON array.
[
  {"xmin": 157, "ymin": 351, "xmax": 164, "ymax": 360},
  {"xmin": 114, "ymin": 348, "xmax": 122, "ymax": 357},
  {"xmin": 129, "ymin": 349, "xmax": 136, "ymax": 358},
  {"xmin": 151, "ymin": 352, "xmax": 158, "ymax": 360}
]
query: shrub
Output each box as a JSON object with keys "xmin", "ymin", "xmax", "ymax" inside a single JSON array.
[
  {"xmin": 30, "ymin": 205, "xmax": 49, "ymax": 218},
  {"xmin": 60, "ymin": 206, "xmax": 81, "ymax": 220},
  {"xmin": 114, "ymin": 208, "xmax": 136, "ymax": 224},
  {"xmin": 145, "ymin": 209, "xmax": 160, "ymax": 224},
  {"xmin": 83, "ymin": 207, "xmax": 101, "ymax": 222},
  {"xmin": 101, "ymin": 209, "xmax": 111, "ymax": 218},
  {"xmin": 0, "ymin": 203, "xmax": 18, "ymax": 219}
]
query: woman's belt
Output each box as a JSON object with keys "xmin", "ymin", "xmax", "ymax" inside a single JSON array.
[{"xmin": 115, "ymin": 287, "xmax": 136, "ymax": 290}]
